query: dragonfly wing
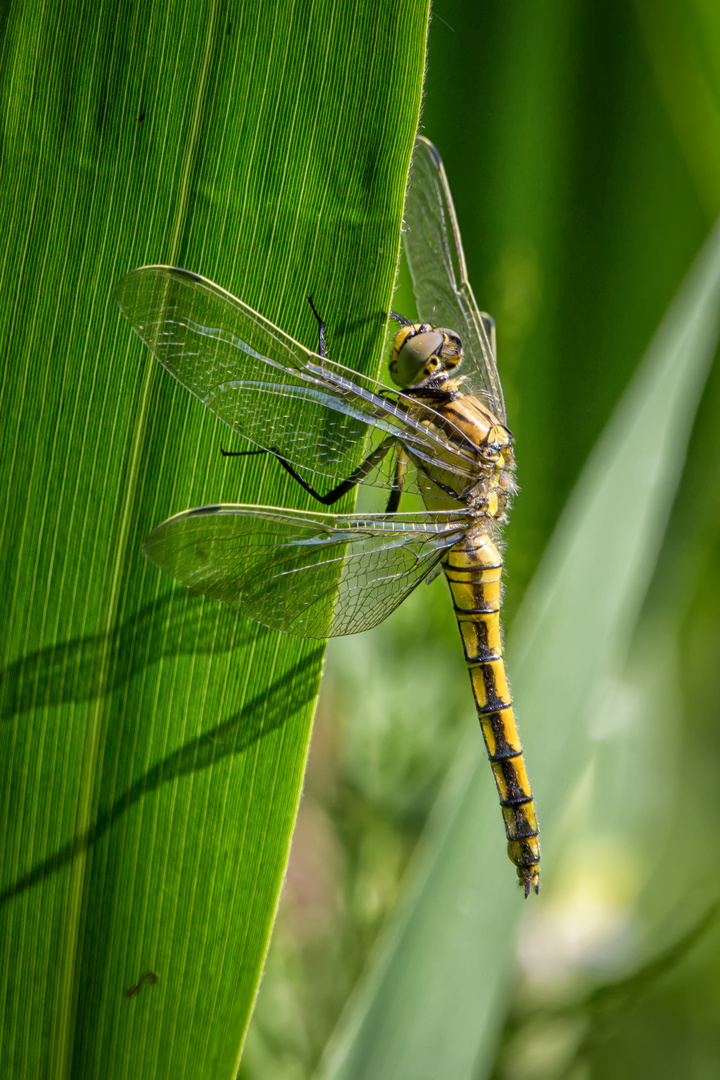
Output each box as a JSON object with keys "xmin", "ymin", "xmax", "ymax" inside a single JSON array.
[
  {"xmin": 403, "ymin": 136, "xmax": 506, "ymax": 423},
  {"xmin": 143, "ymin": 503, "xmax": 468, "ymax": 638},
  {"xmin": 117, "ymin": 266, "xmax": 478, "ymax": 489}
]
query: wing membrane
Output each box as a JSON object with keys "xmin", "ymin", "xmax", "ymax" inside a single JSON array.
[
  {"xmin": 403, "ymin": 136, "xmax": 506, "ymax": 422},
  {"xmin": 143, "ymin": 503, "xmax": 468, "ymax": 637},
  {"xmin": 116, "ymin": 266, "xmax": 479, "ymax": 492}
]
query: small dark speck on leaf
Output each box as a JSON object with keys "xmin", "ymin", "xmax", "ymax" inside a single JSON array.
[
  {"xmin": 137, "ymin": 113, "xmax": 145, "ymax": 124},
  {"xmin": 125, "ymin": 972, "xmax": 158, "ymax": 998}
]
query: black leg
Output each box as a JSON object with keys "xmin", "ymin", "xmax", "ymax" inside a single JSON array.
[
  {"xmin": 222, "ymin": 443, "xmax": 355, "ymax": 504},
  {"xmin": 384, "ymin": 445, "xmax": 407, "ymax": 513},
  {"xmin": 220, "ymin": 447, "xmax": 267, "ymax": 457},
  {"xmin": 307, "ymin": 295, "xmax": 326, "ymax": 358},
  {"xmin": 433, "ymin": 478, "xmax": 461, "ymax": 500},
  {"xmin": 384, "ymin": 486, "xmax": 402, "ymax": 514},
  {"xmin": 274, "ymin": 457, "xmax": 356, "ymax": 506},
  {"xmin": 222, "ymin": 435, "xmax": 407, "ymax": 510},
  {"xmin": 274, "ymin": 438, "xmax": 395, "ymax": 507}
]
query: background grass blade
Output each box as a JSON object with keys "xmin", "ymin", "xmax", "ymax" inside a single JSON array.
[
  {"xmin": 317, "ymin": 216, "xmax": 720, "ymax": 1080},
  {"xmin": 0, "ymin": 3, "xmax": 430, "ymax": 1078}
]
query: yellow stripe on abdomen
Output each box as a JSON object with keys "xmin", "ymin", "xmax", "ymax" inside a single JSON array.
[{"xmin": 443, "ymin": 533, "xmax": 541, "ymax": 896}]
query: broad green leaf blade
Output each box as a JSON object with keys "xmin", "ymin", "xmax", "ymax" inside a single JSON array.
[
  {"xmin": 319, "ymin": 222, "xmax": 720, "ymax": 1079},
  {"xmin": 0, "ymin": 3, "xmax": 430, "ymax": 1079}
]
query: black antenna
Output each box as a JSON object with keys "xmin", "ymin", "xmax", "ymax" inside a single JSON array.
[{"xmin": 389, "ymin": 311, "xmax": 411, "ymax": 326}]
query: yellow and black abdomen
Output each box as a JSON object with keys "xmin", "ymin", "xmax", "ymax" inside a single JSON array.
[{"xmin": 442, "ymin": 531, "xmax": 541, "ymax": 895}]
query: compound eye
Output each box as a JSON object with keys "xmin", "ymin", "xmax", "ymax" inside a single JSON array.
[{"xmin": 393, "ymin": 331, "xmax": 444, "ymax": 386}]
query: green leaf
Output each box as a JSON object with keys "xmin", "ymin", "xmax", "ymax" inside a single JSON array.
[
  {"xmin": 318, "ymin": 215, "xmax": 720, "ymax": 1078},
  {"xmin": 0, "ymin": 3, "xmax": 430, "ymax": 1078}
]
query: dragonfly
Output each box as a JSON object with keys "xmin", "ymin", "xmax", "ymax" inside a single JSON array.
[{"xmin": 116, "ymin": 136, "xmax": 540, "ymax": 895}]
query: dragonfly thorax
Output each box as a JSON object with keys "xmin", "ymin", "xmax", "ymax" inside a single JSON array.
[{"xmin": 389, "ymin": 320, "xmax": 463, "ymax": 389}]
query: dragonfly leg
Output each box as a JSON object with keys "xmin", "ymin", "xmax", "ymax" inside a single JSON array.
[
  {"xmin": 274, "ymin": 438, "xmax": 396, "ymax": 507},
  {"xmin": 433, "ymin": 477, "xmax": 462, "ymax": 501},
  {"xmin": 220, "ymin": 447, "xmax": 267, "ymax": 457},
  {"xmin": 385, "ymin": 445, "xmax": 408, "ymax": 513},
  {"xmin": 306, "ymin": 295, "xmax": 326, "ymax": 358}
]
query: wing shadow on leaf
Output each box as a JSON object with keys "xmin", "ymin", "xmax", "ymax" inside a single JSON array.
[
  {"xmin": 0, "ymin": 590, "xmax": 264, "ymax": 721},
  {"xmin": 0, "ymin": 647, "xmax": 323, "ymax": 908}
]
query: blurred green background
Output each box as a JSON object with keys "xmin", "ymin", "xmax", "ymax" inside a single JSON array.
[{"xmin": 241, "ymin": 2, "xmax": 720, "ymax": 1078}]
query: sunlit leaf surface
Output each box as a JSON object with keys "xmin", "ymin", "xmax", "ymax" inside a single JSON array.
[{"xmin": 0, "ymin": 3, "xmax": 430, "ymax": 1078}]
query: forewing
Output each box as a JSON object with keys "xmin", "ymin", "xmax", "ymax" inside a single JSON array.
[
  {"xmin": 403, "ymin": 136, "xmax": 506, "ymax": 422},
  {"xmin": 116, "ymin": 266, "xmax": 478, "ymax": 489},
  {"xmin": 142, "ymin": 504, "xmax": 468, "ymax": 638}
]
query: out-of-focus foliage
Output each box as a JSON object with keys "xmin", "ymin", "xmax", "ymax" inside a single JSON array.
[
  {"xmin": 317, "ymin": 214, "xmax": 720, "ymax": 1080},
  {"xmin": 242, "ymin": 2, "xmax": 720, "ymax": 1079}
]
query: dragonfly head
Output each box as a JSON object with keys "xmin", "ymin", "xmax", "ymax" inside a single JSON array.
[{"xmin": 388, "ymin": 316, "xmax": 463, "ymax": 388}]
